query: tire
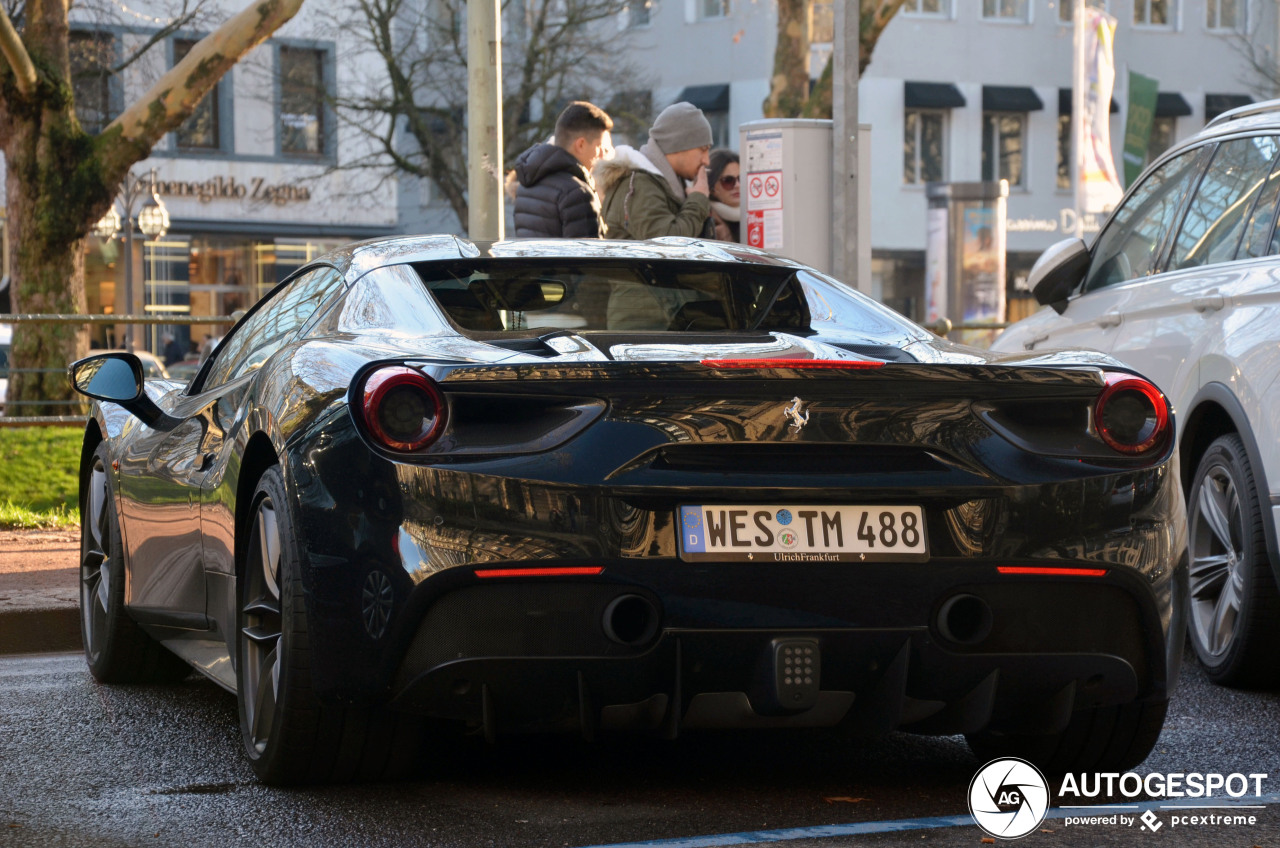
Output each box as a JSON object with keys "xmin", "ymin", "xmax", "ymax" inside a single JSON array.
[
  {"xmin": 965, "ymin": 700, "xmax": 1167, "ymax": 775},
  {"xmin": 1186, "ymin": 434, "xmax": 1280, "ymax": 687},
  {"xmin": 80, "ymin": 444, "xmax": 190, "ymax": 684},
  {"xmin": 236, "ymin": 466, "xmax": 422, "ymax": 784}
]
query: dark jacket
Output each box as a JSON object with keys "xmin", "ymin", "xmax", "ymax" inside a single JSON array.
[{"xmin": 513, "ymin": 144, "xmax": 604, "ymax": 238}]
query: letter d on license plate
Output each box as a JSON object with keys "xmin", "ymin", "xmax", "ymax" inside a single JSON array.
[{"xmin": 678, "ymin": 504, "xmax": 928, "ymax": 562}]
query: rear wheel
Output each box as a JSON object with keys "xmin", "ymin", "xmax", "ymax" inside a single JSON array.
[
  {"xmin": 236, "ymin": 466, "xmax": 422, "ymax": 784},
  {"xmin": 965, "ymin": 700, "xmax": 1167, "ymax": 774},
  {"xmin": 80, "ymin": 444, "xmax": 190, "ymax": 683},
  {"xmin": 1186, "ymin": 434, "xmax": 1280, "ymax": 687}
]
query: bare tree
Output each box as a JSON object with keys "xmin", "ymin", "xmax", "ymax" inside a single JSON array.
[
  {"xmin": 326, "ymin": 0, "xmax": 647, "ymax": 229},
  {"xmin": 763, "ymin": 0, "xmax": 906, "ymax": 119},
  {"xmin": 0, "ymin": 0, "xmax": 307, "ymax": 413},
  {"xmin": 1227, "ymin": 3, "xmax": 1280, "ymax": 99}
]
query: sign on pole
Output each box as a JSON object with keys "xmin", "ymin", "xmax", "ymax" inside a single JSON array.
[{"xmin": 1122, "ymin": 70, "xmax": 1159, "ymax": 186}]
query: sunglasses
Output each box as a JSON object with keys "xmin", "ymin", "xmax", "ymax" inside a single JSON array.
[{"xmin": 717, "ymin": 175, "xmax": 739, "ymax": 189}]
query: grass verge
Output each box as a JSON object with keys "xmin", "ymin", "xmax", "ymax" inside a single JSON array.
[{"xmin": 0, "ymin": 427, "xmax": 82, "ymax": 529}]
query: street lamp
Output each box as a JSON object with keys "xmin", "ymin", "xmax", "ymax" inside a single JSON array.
[{"xmin": 92, "ymin": 169, "xmax": 170, "ymax": 351}]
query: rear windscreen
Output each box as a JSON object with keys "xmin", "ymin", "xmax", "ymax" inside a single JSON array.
[{"xmin": 413, "ymin": 260, "xmax": 809, "ymax": 335}]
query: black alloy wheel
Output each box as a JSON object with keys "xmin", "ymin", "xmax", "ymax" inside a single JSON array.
[
  {"xmin": 236, "ymin": 466, "xmax": 422, "ymax": 784},
  {"xmin": 80, "ymin": 444, "xmax": 189, "ymax": 683}
]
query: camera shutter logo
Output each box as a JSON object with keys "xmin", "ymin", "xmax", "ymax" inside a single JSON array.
[{"xmin": 968, "ymin": 758, "xmax": 1050, "ymax": 840}]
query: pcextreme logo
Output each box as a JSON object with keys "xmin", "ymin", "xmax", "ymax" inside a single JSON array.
[{"xmin": 967, "ymin": 760, "xmax": 1271, "ymax": 840}]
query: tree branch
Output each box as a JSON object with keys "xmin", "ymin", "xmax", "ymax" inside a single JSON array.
[
  {"xmin": 0, "ymin": 5, "xmax": 37, "ymax": 95},
  {"xmin": 104, "ymin": 0, "xmax": 305, "ymax": 155}
]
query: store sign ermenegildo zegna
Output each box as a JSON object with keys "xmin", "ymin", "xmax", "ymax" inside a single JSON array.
[{"xmin": 155, "ymin": 176, "xmax": 312, "ymax": 206}]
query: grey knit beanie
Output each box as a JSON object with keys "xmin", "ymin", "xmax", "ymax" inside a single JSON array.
[{"xmin": 648, "ymin": 102, "xmax": 713, "ymax": 154}]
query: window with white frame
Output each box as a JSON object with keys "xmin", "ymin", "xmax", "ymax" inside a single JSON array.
[
  {"xmin": 901, "ymin": 0, "xmax": 949, "ymax": 15},
  {"xmin": 1207, "ymin": 0, "xmax": 1243, "ymax": 30},
  {"xmin": 982, "ymin": 112, "xmax": 1026, "ymax": 187},
  {"xmin": 627, "ymin": 0, "xmax": 651, "ymax": 27},
  {"xmin": 699, "ymin": 0, "xmax": 728, "ymax": 19},
  {"xmin": 279, "ymin": 46, "xmax": 329, "ymax": 157},
  {"xmin": 982, "ymin": 0, "xmax": 1029, "ymax": 21},
  {"xmin": 904, "ymin": 110, "xmax": 946, "ymax": 185},
  {"xmin": 1134, "ymin": 0, "xmax": 1173, "ymax": 26},
  {"xmin": 173, "ymin": 39, "xmax": 221, "ymax": 151},
  {"xmin": 70, "ymin": 30, "xmax": 116, "ymax": 135},
  {"xmin": 1058, "ymin": 0, "xmax": 1111, "ymax": 23}
]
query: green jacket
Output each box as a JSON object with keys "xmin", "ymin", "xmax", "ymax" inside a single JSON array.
[{"xmin": 597, "ymin": 146, "xmax": 712, "ymax": 240}]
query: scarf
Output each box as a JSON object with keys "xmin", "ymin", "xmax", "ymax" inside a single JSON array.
[{"xmin": 711, "ymin": 201, "xmax": 740, "ymax": 222}]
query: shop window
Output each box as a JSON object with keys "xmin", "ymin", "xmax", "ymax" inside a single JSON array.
[
  {"xmin": 1207, "ymin": 0, "xmax": 1243, "ymax": 31},
  {"xmin": 982, "ymin": 112, "xmax": 1026, "ymax": 187},
  {"xmin": 1135, "ymin": 0, "xmax": 1174, "ymax": 26},
  {"xmin": 70, "ymin": 30, "xmax": 116, "ymax": 134},
  {"xmin": 904, "ymin": 110, "xmax": 945, "ymax": 185},
  {"xmin": 173, "ymin": 39, "xmax": 222, "ymax": 151},
  {"xmin": 982, "ymin": 0, "xmax": 1028, "ymax": 22},
  {"xmin": 279, "ymin": 45, "xmax": 330, "ymax": 157},
  {"xmin": 1148, "ymin": 116, "xmax": 1176, "ymax": 162},
  {"xmin": 699, "ymin": 0, "xmax": 728, "ymax": 20}
]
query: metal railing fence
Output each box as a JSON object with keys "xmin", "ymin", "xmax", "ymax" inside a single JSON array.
[
  {"xmin": 1, "ymin": 314, "xmax": 1011, "ymax": 427},
  {"xmin": 2, "ymin": 314, "xmax": 236, "ymax": 427}
]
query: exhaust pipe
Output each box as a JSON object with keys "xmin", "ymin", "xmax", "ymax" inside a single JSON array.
[
  {"xmin": 602, "ymin": 594, "xmax": 659, "ymax": 646},
  {"xmin": 937, "ymin": 594, "xmax": 992, "ymax": 645}
]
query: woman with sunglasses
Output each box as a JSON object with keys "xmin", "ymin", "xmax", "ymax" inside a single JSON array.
[{"xmin": 707, "ymin": 149, "xmax": 740, "ymax": 243}]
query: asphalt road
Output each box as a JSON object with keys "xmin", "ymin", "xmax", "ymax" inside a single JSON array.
[{"xmin": 1, "ymin": 651, "xmax": 1277, "ymax": 848}]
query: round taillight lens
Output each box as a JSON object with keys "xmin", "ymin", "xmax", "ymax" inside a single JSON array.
[
  {"xmin": 1094, "ymin": 375, "xmax": 1169, "ymax": 455},
  {"xmin": 360, "ymin": 367, "xmax": 446, "ymax": 452}
]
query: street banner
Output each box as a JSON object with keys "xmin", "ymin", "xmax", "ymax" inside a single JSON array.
[
  {"xmin": 1122, "ymin": 70, "xmax": 1159, "ymax": 186},
  {"xmin": 1075, "ymin": 8, "xmax": 1123, "ymax": 216}
]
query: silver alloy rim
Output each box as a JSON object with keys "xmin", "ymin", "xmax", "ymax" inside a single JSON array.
[
  {"xmin": 80, "ymin": 460, "xmax": 112, "ymax": 659},
  {"xmin": 1189, "ymin": 461, "xmax": 1246, "ymax": 659},
  {"xmin": 242, "ymin": 497, "xmax": 282, "ymax": 755}
]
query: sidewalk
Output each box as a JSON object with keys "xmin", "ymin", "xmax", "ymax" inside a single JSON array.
[{"xmin": 0, "ymin": 529, "xmax": 82, "ymax": 654}]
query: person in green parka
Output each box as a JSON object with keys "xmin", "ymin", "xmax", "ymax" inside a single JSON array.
[{"xmin": 595, "ymin": 101, "xmax": 715, "ymax": 241}]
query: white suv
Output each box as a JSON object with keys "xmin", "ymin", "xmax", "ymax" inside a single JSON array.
[{"xmin": 993, "ymin": 100, "xmax": 1280, "ymax": 688}]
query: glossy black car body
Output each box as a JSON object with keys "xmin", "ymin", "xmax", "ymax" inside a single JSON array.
[{"xmin": 71, "ymin": 236, "xmax": 1186, "ymax": 783}]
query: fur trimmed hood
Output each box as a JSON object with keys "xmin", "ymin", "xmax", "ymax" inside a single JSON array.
[{"xmin": 593, "ymin": 144, "xmax": 663, "ymax": 195}]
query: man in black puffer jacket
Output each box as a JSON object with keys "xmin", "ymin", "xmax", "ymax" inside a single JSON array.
[{"xmin": 514, "ymin": 101, "xmax": 613, "ymax": 238}]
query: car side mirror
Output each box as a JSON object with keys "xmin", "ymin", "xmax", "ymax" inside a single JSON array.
[
  {"xmin": 1028, "ymin": 237, "xmax": 1091, "ymax": 314},
  {"xmin": 69, "ymin": 352, "xmax": 178, "ymax": 430}
]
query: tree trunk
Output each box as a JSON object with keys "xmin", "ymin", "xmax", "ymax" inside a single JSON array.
[{"xmin": 762, "ymin": 0, "xmax": 810, "ymax": 119}]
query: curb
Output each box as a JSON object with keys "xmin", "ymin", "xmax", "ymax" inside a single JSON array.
[{"xmin": 0, "ymin": 608, "xmax": 81, "ymax": 655}]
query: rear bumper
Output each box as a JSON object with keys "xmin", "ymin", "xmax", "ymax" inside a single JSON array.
[{"xmin": 368, "ymin": 560, "xmax": 1170, "ymax": 737}]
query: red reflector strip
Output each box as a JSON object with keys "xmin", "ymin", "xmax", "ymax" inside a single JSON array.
[
  {"xmin": 700, "ymin": 358, "xmax": 885, "ymax": 369},
  {"xmin": 474, "ymin": 566, "xmax": 604, "ymax": 579},
  {"xmin": 997, "ymin": 566, "xmax": 1108, "ymax": 577}
]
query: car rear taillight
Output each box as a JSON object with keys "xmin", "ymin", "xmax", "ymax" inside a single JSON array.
[
  {"xmin": 360, "ymin": 367, "xmax": 446, "ymax": 452},
  {"xmin": 1094, "ymin": 373, "xmax": 1169, "ymax": 456}
]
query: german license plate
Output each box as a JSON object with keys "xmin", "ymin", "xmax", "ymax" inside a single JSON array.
[{"xmin": 678, "ymin": 504, "xmax": 928, "ymax": 562}]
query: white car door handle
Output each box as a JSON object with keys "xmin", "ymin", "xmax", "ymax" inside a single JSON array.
[
  {"xmin": 1192, "ymin": 293, "xmax": 1225, "ymax": 313},
  {"xmin": 1098, "ymin": 311, "xmax": 1123, "ymax": 329}
]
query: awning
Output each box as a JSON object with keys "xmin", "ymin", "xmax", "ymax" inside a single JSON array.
[
  {"xmin": 1205, "ymin": 93, "xmax": 1253, "ymax": 121},
  {"xmin": 904, "ymin": 81, "xmax": 966, "ymax": 110},
  {"xmin": 677, "ymin": 84, "xmax": 730, "ymax": 112},
  {"xmin": 983, "ymin": 85, "xmax": 1044, "ymax": 112},
  {"xmin": 1057, "ymin": 88, "xmax": 1119, "ymax": 114},
  {"xmin": 1155, "ymin": 92, "xmax": 1193, "ymax": 117}
]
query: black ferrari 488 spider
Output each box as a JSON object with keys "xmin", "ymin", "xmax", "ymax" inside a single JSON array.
[{"xmin": 69, "ymin": 235, "xmax": 1186, "ymax": 784}]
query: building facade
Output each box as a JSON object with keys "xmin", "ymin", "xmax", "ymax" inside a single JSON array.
[
  {"xmin": 3, "ymin": 2, "xmax": 397, "ymax": 359},
  {"xmin": 609, "ymin": 0, "xmax": 1276, "ymax": 322}
]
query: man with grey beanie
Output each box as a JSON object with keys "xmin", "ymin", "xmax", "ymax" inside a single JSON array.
[{"xmin": 596, "ymin": 101, "xmax": 715, "ymax": 241}]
